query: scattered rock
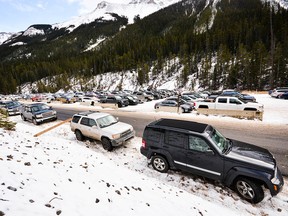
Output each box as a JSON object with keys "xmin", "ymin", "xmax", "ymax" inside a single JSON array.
[
  {"xmin": 0, "ymin": 210, "xmax": 5, "ymax": 216},
  {"xmin": 45, "ymin": 203, "xmax": 52, "ymax": 208},
  {"xmin": 277, "ymin": 208, "xmax": 282, "ymax": 212},
  {"xmin": 115, "ymin": 190, "xmax": 121, "ymax": 195},
  {"xmin": 106, "ymin": 183, "xmax": 110, "ymax": 187},
  {"xmin": 7, "ymin": 186, "xmax": 17, "ymax": 191},
  {"xmin": 68, "ymin": 178, "xmax": 72, "ymax": 182},
  {"xmin": 95, "ymin": 198, "xmax": 100, "ymax": 203},
  {"xmin": 29, "ymin": 199, "xmax": 35, "ymax": 203},
  {"xmin": 146, "ymin": 203, "xmax": 150, "ymax": 207},
  {"xmin": 7, "ymin": 155, "xmax": 13, "ymax": 160},
  {"xmin": 24, "ymin": 162, "xmax": 31, "ymax": 166},
  {"xmin": 56, "ymin": 210, "xmax": 62, "ymax": 215}
]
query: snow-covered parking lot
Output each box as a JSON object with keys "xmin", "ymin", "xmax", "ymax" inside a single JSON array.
[{"xmin": 0, "ymin": 93, "xmax": 287, "ymax": 216}]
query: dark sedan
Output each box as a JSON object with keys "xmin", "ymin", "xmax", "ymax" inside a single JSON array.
[{"xmin": 0, "ymin": 100, "xmax": 22, "ymax": 116}]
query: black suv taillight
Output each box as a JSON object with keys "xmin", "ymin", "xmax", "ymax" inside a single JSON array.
[{"xmin": 141, "ymin": 139, "xmax": 146, "ymax": 148}]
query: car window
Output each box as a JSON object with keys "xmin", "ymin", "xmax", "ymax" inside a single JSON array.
[
  {"xmin": 88, "ymin": 119, "xmax": 96, "ymax": 127},
  {"xmin": 188, "ymin": 135, "xmax": 210, "ymax": 152},
  {"xmin": 218, "ymin": 98, "xmax": 227, "ymax": 103},
  {"xmin": 164, "ymin": 131, "xmax": 186, "ymax": 148},
  {"xmin": 32, "ymin": 106, "xmax": 39, "ymax": 112},
  {"xmin": 80, "ymin": 117, "xmax": 90, "ymax": 126},
  {"xmin": 72, "ymin": 115, "xmax": 81, "ymax": 123},
  {"xmin": 229, "ymin": 98, "xmax": 239, "ymax": 104},
  {"xmin": 145, "ymin": 128, "xmax": 162, "ymax": 142}
]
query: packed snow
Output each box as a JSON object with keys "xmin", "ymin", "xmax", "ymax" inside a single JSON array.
[{"xmin": 0, "ymin": 93, "xmax": 287, "ymax": 216}]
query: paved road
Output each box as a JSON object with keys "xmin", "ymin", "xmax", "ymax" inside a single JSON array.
[{"xmin": 53, "ymin": 106, "xmax": 288, "ymax": 176}]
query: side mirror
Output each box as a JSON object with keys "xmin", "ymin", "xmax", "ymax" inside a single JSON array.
[{"xmin": 206, "ymin": 149, "xmax": 215, "ymax": 155}]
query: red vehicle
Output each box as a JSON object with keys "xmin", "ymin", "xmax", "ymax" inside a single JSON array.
[{"xmin": 31, "ymin": 95, "xmax": 42, "ymax": 102}]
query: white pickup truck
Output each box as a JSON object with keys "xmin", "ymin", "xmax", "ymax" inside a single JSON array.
[{"xmin": 194, "ymin": 96, "xmax": 264, "ymax": 111}]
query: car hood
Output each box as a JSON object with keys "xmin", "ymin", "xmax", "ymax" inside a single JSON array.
[
  {"xmin": 34, "ymin": 109, "xmax": 54, "ymax": 115},
  {"xmin": 102, "ymin": 122, "xmax": 133, "ymax": 134},
  {"xmin": 226, "ymin": 139, "xmax": 275, "ymax": 170}
]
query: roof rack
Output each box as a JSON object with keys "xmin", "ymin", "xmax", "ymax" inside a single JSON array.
[{"xmin": 77, "ymin": 110, "xmax": 99, "ymax": 116}]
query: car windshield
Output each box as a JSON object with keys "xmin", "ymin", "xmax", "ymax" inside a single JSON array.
[
  {"xmin": 96, "ymin": 115, "xmax": 118, "ymax": 128},
  {"xmin": 209, "ymin": 128, "xmax": 231, "ymax": 153}
]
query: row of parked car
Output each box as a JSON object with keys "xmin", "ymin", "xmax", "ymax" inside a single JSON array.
[
  {"xmin": 269, "ymin": 87, "xmax": 288, "ymax": 99},
  {"xmin": 153, "ymin": 89, "xmax": 258, "ymax": 113}
]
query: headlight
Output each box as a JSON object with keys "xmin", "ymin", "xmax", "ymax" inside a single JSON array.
[
  {"xmin": 52, "ymin": 111, "xmax": 57, "ymax": 115},
  {"xmin": 112, "ymin": 134, "xmax": 120, "ymax": 139},
  {"xmin": 36, "ymin": 114, "xmax": 43, "ymax": 118}
]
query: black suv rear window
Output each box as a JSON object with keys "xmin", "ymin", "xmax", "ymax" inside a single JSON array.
[{"xmin": 145, "ymin": 128, "xmax": 162, "ymax": 142}]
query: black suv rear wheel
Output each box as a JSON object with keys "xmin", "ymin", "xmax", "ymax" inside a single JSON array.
[
  {"xmin": 151, "ymin": 155, "xmax": 169, "ymax": 173},
  {"xmin": 235, "ymin": 177, "xmax": 264, "ymax": 204}
]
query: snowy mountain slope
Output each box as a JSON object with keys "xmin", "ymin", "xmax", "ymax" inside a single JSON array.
[
  {"xmin": 53, "ymin": 0, "xmax": 180, "ymax": 33},
  {"xmin": 0, "ymin": 32, "xmax": 13, "ymax": 45}
]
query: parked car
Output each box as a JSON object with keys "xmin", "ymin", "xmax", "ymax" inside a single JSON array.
[
  {"xmin": 279, "ymin": 92, "xmax": 288, "ymax": 99},
  {"xmin": 20, "ymin": 103, "xmax": 57, "ymax": 125},
  {"xmin": 270, "ymin": 88, "xmax": 288, "ymax": 98},
  {"xmin": 0, "ymin": 100, "xmax": 22, "ymax": 116},
  {"xmin": 79, "ymin": 96, "xmax": 99, "ymax": 105},
  {"xmin": 99, "ymin": 95, "xmax": 129, "ymax": 107},
  {"xmin": 121, "ymin": 95, "xmax": 139, "ymax": 105},
  {"xmin": 140, "ymin": 118, "xmax": 284, "ymax": 203},
  {"xmin": 31, "ymin": 95, "xmax": 43, "ymax": 102},
  {"xmin": 220, "ymin": 91, "xmax": 256, "ymax": 102},
  {"xmin": 70, "ymin": 111, "xmax": 135, "ymax": 151},
  {"xmin": 194, "ymin": 96, "xmax": 263, "ymax": 111},
  {"xmin": 154, "ymin": 100, "xmax": 192, "ymax": 113}
]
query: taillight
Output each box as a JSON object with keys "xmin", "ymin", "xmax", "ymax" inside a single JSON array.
[{"xmin": 142, "ymin": 139, "xmax": 146, "ymax": 148}]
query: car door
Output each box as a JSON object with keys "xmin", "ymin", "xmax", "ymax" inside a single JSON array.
[
  {"xmin": 163, "ymin": 130, "xmax": 187, "ymax": 170},
  {"xmin": 25, "ymin": 106, "xmax": 33, "ymax": 120},
  {"xmin": 79, "ymin": 117, "xmax": 97, "ymax": 139},
  {"xmin": 185, "ymin": 135, "xmax": 224, "ymax": 180}
]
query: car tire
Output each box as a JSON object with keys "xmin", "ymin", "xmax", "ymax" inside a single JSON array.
[
  {"xmin": 101, "ymin": 138, "xmax": 113, "ymax": 151},
  {"xmin": 151, "ymin": 155, "xmax": 169, "ymax": 173},
  {"xmin": 21, "ymin": 114, "xmax": 26, "ymax": 121},
  {"xmin": 32, "ymin": 118, "xmax": 38, "ymax": 125},
  {"xmin": 75, "ymin": 130, "xmax": 84, "ymax": 141},
  {"xmin": 234, "ymin": 177, "xmax": 264, "ymax": 204}
]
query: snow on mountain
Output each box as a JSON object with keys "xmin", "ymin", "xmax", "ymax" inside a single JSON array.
[
  {"xmin": 267, "ymin": 0, "xmax": 288, "ymax": 9},
  {"xmin": 53, "ymin": 0, "xmax": 180, "ymax": 32},
  {"xmin": 22, "ymin": 27, "xmax": 45, "ymax": 37},
  {"xmin": 0, "ymin": 32, "xmax": 13, "ymax": 45}
]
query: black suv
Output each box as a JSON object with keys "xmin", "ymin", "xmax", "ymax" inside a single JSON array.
[{"xmin": 140, "ymin": 118, "xmax": 284, "ymax": 204}]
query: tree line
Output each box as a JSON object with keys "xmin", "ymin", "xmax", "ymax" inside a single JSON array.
[{"xmin": 0, "ymin": 0, "xmax": 287, "ymax": 94}]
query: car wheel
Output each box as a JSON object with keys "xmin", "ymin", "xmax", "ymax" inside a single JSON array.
[
  {"xmin": 151, "ymin": 155, "xmax": 169, "ymax": 173},
  {"xmin": 117, "ymin": 102, "xmax": 122, "ymax": 108},
  {"xmin": 32, "ymin": 118, "xmax": 38, "ymax": 125},
  {"xmin": 101, "ymin": 138, "xmax": 113, "ymax": 151},
  {"xmin": 181, "ymin": 107, "xmax": 185, "ymax": 113},
  {"xmin": 21, "ymin": 114, "xmax": 26, "ymax": 121},
  {"xmin": 91, "ymin": 101, "xmax": 94, "ymax": 106},
  {"xmin": 75, "ymin": 130, "xmax": 84, "ymax": 141},
  {"xmin": 235, "ymin": 177, "xmax": 264, "ymax": 204}
]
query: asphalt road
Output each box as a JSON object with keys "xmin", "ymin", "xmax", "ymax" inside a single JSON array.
[{"xmin": 53, "ymin": 106, "xmax": 288, "ymax": 176}]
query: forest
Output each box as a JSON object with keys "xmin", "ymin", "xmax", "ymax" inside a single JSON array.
[{"xmin": 0, "ymin": 0, "xmax": 287, "ymax": 94}]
